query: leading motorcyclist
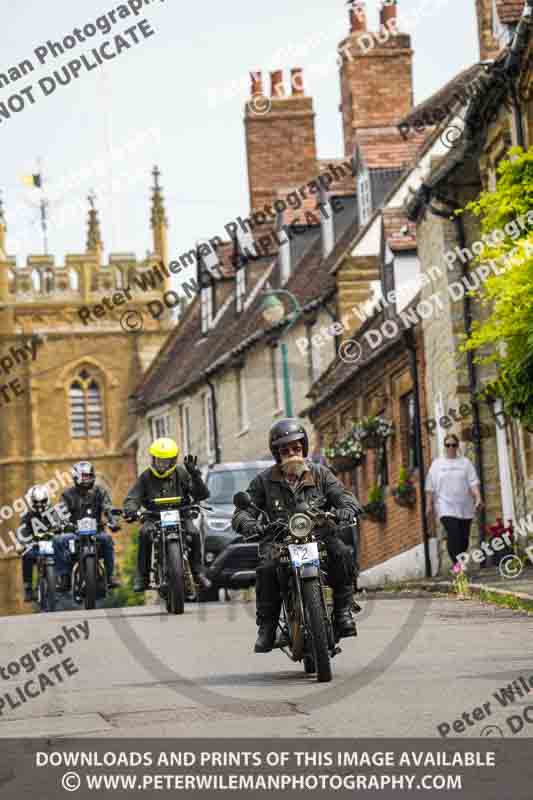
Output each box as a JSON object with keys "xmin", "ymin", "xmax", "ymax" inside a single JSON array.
[
  {"xmin": 123, "ymin": 437, "xmax": 210, "ymax": 592},
  {"xmin": 232, "ymin": 418, "xmax": 362, "ymax": 653}
]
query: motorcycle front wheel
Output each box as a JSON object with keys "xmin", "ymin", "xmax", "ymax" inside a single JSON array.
[
  {"xmin": 166, "ymin": 541, "xmax": 185, "ymax": 615},
  {"xmin": 302, "ymin": 580, "xmax": 332, "ymax": 683},
  {"xmin": 84, "ymin": 555, "xmax": 97, "ymax": 610},
  {"xmin": 39, "ymin": 564, "xmax": 56, "ymax": 612}
]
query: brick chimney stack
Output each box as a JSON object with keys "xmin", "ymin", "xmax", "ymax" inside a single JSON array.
[
  {"xmin": 244, "ymin": 68, "xmax": 317, "ymax": 218},
  {"xmin": 250, "ymin": 70, "xmax": 263, "ymax": 97},
  {"xmin": 350, "ymin": 1, "xmax": 367, "ymax": 32},
  {"xmin": 338, "ymin": 0, "xmax": 414, "ymax": 156},
  {"xmin": 475, "ymin": 0, "xmax": 501, "ymax": 61}
]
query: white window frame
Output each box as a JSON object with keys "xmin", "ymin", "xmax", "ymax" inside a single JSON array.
[
  {"xmin": 311, "ymin": 335, "xmax": 322, "ymax": 383},
  {"xmin": 235, "ymin": 367, "xmax": 249, "ymax": 435},
  {"xmin": 204, "ymin": 392, "xmax": 215, "ymax": 461},
  {"xmin": 149, "ymin": 413, "xmax": 170, "ymax": 441},
  {"xmin": 200, "ymin": 285, "xmax": 213, "ymax": 334},
  {"xmin": 179, "ymin": 403, "xmax": 192, "ymax": 454},
  {"xmin": 236, "ymin": 267, "xmax": 246, "ymax": 313},
  {"xmin": 358, "ymin": 168, "xmax": 372, "ymax": 226}
]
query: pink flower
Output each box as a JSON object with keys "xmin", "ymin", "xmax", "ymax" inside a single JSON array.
[{"xmin": 452, "ymin": 563, "xmax": 464, "ymax": 574}]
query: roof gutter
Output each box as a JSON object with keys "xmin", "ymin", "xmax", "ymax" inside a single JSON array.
[{"xmin": 406, "ymin": 0, "xmax": 533, "ymax": 222}]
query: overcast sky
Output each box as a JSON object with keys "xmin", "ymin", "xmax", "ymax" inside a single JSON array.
[{"xmin": 2, "ymin": 0, "xmax": 478, "ymax": 268}]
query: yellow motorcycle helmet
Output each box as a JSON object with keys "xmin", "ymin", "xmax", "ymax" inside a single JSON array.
[{"xmin": 149, "ymin": 437, "xmax": 179, "ymax": 478}]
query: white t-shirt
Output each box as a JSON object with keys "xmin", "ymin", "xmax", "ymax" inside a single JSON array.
[{"xmin": 425, "ymin": 456, "xmax": 480, "ymax": 519}]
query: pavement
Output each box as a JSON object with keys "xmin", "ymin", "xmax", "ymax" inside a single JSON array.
[
  {"xmin": 378, "ymin": 564, "xmax": 533, "ymax": 603},
  {"xmin": 1, "ymin": 588, "xmax": 533, "ymax": 740}
]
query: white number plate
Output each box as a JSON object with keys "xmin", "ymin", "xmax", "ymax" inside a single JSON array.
[
  {"xmin": 78, "ymin": 518, "xmax": 97, "ymax": 535},
  {"xmin": 38, "ymin": 540, "xmax": 54, "ymax": 555},
  {"xmin": 160, "ymin": 510, "xmax": 180, "ymax": 527},
  {"xmin": 288, "ymin": 542, "xmax": 320, "ymax": 568}
]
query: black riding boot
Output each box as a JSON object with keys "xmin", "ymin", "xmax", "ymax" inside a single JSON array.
[
  {"xmin": 255, "ymin": 565, "xmax": 282, "ymax": 653},
  {"xmin": 333, "ymin": 588, "xmax": 357, "ymax": 638}
]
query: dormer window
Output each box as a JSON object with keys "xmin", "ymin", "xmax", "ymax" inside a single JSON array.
[
  {"xmin": 320, "ymin": 186, "xmax": 334, "ymax": 258},
  {"xmin": 358, "ymin": 168, "xmax": 372, "ymax": 226},
  {"xmin": 200, "ymin": 285, "xmax": 213, "ymax": 335},
  {"xmin": 236, "ymin": 266, "xmax": 246, "ymax": 313}
]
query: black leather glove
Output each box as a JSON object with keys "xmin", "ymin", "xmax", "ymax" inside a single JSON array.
[
  {"xmin": 124, "ymin": 512, "xmax": 137, "ymax": 523},
  {"xmin": 184, "ymin": 454, "xmax": 202, "ymax": 477},
  {"xmin": 335, "ymin": 508, "xmax": 356, "ymax": 526},
  {"xmin": 242, "ymin": 522, "xmax": 264, "ymax": 539}
]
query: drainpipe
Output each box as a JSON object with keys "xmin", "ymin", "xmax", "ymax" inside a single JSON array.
[
  {"xmin": 204, "ymin": 374, "xmax": 221, "ymax": 464},
  {"xmin": 429, "ymin": 200, "xmax": 488, "ymax": 548},
  {"xmin": 402, "ymin": 328, "xmax": 432, "ymax": 578}
]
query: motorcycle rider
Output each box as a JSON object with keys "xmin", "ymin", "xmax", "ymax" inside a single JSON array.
[
  {"xmin": 123, "ymin": 438, "xmax": 210, "ymax": 592},
  {"xmin": 56, "ymin": 462, "xmax": 121, "ymax": 591},
  {"xmin": 232, "ymin": 418, "xmax": 362, "ymax": 653},
  {"xmin": 20, "ymin": 485, "xmax": 70, "ymax": 602}
]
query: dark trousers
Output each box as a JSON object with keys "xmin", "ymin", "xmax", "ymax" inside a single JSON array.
[
  {"xmin": 441, "ymin": 517, "xmax": 472, "ymax": 564},
  {"xmin": 138, "ymin": 523, "xmax": 202, "ymax": 578},
  {"xmin": 256, "ymin": 535, "xmax": 354, "ymax": 624}
]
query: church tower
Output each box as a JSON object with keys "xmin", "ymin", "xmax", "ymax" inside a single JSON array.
[{"xmin": 0, "ymin": 171, "xmax": 175, "ymax": 614}]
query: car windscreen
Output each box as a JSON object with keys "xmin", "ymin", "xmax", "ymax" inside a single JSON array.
[{"xmin": 207, "ymin": 468, "xmax": 263, "ymax": 505}]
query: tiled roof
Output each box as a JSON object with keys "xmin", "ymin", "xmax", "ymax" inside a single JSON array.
[
  {"xmin": 382, "ymin": 209, "xmax": 417, "ymax": 251},
  {"xmin": 318, "ymin": 159, "xmax": 356, "ymax": 196},
  {"xmin": 399, "ymin": 64, "xmax": 486, "ymax": 127},
  {"xmin": 134, "ymin": 208, "xmax": 364, "ymax": 409},
  {"xmin": 356, "ymin": 127, "xmax": 429, "ymax": 170},
  {"xmin": 497, "ymin": 0, "xmax": 524, "ymax": 24}
]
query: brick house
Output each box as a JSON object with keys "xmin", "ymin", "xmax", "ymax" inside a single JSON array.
[
  {"xmin": 130, "ymin": 1, "xmax": 428, "ymax": 474},
  {"xmin": 403, "ymin": 0, "xmax": 533, "ymax": 568},
  {"xmin": 302, "ymin": 127, "xmax": 454, "ymax": 585}
]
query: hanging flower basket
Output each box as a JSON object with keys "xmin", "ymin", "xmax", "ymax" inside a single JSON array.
[
  {"xmin": 325, "ymin": 435, "xmax": 365, "ymax": 469},
  {"xmin": 331, "ymin": 452, "xmax": 366, "ymax": 471},
  {"xmin": 393, "ymin": 486, "xmax": 417, "ymax": 508},
  {"xmin": 392, "ymin": 467, "xmax": 417, "ymax": 508},
  {"xmin": 363, "ymin": 485, "xmax": 387, "ymax": 523},
  {"xmin": 352, "ymin": 417, "xmax": 394, "ymax": 451},
  {"xmin": 363, "ymin": 501, "xmax": 387, "ymax": 524}
]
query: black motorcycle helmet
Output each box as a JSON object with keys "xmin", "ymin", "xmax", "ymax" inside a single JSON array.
[{"xmin": 269, "ymin": 418, "xmax": 309, "ymax": 463}]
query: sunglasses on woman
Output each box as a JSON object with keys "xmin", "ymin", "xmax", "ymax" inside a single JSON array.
[{"xmin": 445, "ymin": 442, "xmax": 458, "ymax": 448}]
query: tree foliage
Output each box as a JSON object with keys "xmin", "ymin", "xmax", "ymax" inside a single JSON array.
[{"xmin": 461, "ymin": 147, "xmax": 533, "ymax": 429}]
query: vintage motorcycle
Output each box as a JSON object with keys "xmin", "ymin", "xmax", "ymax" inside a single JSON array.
[
  {"xmin": 128, "ymin": 497, "xmax": 212, "ymax": 614},
  {"xmin": 68, "ymin": 512, "xmax": 120, "ymax": 610},
  {"xmin": 23, "ymin": 522, "xmax": 70, "ymax": 612},
  {"xmin": 234, "ymin": 491, "xmax": 358, "ymax": 683}
]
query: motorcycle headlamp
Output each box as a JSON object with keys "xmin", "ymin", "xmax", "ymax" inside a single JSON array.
[{"xmin": 289, "ymin": 513, "xmax": 313, "ymax": 540}]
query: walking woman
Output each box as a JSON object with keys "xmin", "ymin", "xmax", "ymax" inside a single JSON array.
[{"xmin": 425, "ymin": 434, "xmax": 482, "ymax": 564}]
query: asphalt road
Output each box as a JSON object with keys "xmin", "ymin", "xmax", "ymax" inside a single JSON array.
[{"xmin": 1, "ymin": 594, "xmax": 532, "ymax": 739}]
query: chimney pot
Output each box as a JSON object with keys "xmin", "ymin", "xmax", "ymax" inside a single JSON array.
[
  {"xmin": 380, "ymin": 0, "xmax": 397, "ymax": 27},
  {"xmin": 270, "ymin": 70, "xmax": 285, "ymax": 98},
  {"xmin": 250, "ymin": 71, "xmax": 263, "ymax": 96},
  {"xmin": 291, "ymin": 68, "xmax": 304, "ymax": 96},
  {"xmin": 350, "ymin": 2, "xmax": 367, "ymax": 33}
]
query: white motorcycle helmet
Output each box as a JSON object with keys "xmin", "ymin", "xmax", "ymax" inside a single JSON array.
[{"xmin": 28, "ymin": 485, "xmax": 50, "ymax": 515}]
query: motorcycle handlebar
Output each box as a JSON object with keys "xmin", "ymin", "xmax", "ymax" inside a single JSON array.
[{"xmin": 123, "ymin": 502, "xmax": 209, "ymax": 522}]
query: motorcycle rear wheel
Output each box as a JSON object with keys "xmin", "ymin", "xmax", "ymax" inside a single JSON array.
[
  {"xmin": 166, "ymin": 541, "xmax": 185, "ymax": 615},
  {"xmin": 302, "ymin": 580, "xmax": 332, "ymax": 683}
]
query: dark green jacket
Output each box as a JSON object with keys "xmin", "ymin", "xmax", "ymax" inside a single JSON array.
[{"xmin": 232, "ymin": 461, "xmax": 361, "ymax": 535}]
